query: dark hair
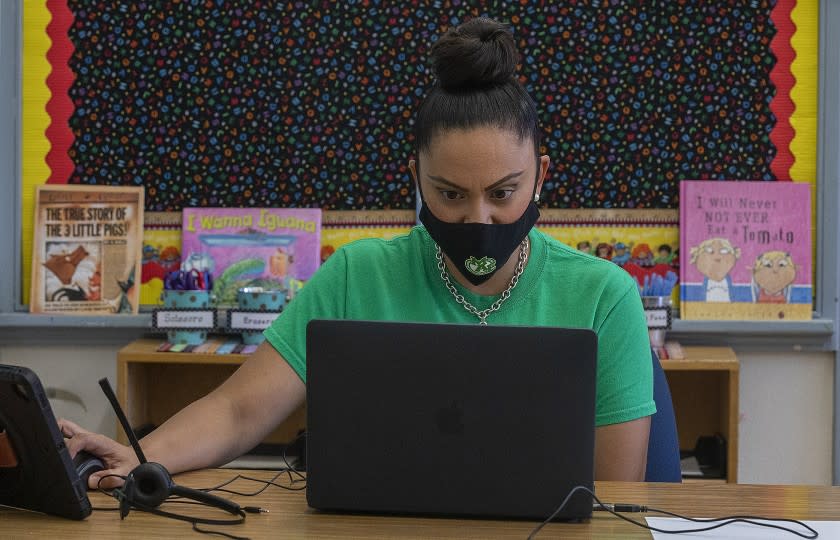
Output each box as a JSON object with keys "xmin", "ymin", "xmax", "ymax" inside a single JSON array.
[
  {"xmin": 595, "ymin": 243, "xmax": 613, "ymax": 258},
  {"xmin": 414, "ymin": 18, "xmax": 540, "ymax": 157}
]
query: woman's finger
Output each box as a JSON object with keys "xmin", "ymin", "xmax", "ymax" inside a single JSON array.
[
  {"xmin": 64, "ymin": 430, "xmax": 116, "ymax": 460},
  {"xmin": 64, "ymin": 433, "xmax": 88, "ymax": 458},
  {"xmin": 57, "ymin": 418, "xmax": 85, "ymax": 438},
  {"xmin": 89, "ymin": 469, "xmax": 126, "ymax": 490}
]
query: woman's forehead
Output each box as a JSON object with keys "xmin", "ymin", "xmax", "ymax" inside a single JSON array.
[
  {"xmin": 421, "ymin": 126, "xmax": 534, "ymax": 159},
  {"xmin": 420, "ymin": 127, "xmax": 534, "ymax": 165}
]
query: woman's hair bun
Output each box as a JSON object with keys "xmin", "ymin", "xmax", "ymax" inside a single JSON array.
[{"xmin": 430, "ymin": 17, "xmax": 518, "ymax": 91}]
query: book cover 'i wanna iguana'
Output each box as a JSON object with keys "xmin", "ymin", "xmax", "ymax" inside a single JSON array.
[{"xmin": 181, "ymin": 208, "xmax": 322, "ymax": 307}]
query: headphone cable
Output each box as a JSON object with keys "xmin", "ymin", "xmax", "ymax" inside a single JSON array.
[
  {"xmin": 527, "ymin": 485, "xmax": 818, "ymax": 539},
  {"xmin": 92, "ymin": 473, "xmax": 250, "ymax": 540}
]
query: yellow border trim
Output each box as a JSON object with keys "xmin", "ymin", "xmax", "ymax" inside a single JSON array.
[
  {"xmin": 789, "ymin": 0, "xmax": 818, "ymax": 185},
  {"xmin": 789, "ymin": 0, "xmax": 819, "ymax": 290},
  {"xmin": 21, "ymin": 1, "xmax": 53, "ymax": 306}
]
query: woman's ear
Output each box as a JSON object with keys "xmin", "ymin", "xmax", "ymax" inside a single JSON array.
[
  {"xmin": 408, "ymin": 159, "xmax": 418, "ymax": 185},
  {"xmin": 409, "ymin": 159, "xmax": 423, "ymax": 203},
  {"xmin": 536, "ymin": 155, "xmax": 550, "ymax": 198}
]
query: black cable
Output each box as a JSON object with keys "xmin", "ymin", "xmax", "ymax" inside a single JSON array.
[
  {"xmin": 273, "ymin": 431, "xmax": 307, "ymax": 483},
  {"xmin": 192, "ymin": 521, "xmax": 249, "ymax": 540},
  {"xmin": 104, "ymin": 496, "xmax": 248, "ymax": 539},
  {"xmin": 645, "ymin": 506, "xmax": 820, "ymax": 537},
  {"xmin": 91, "ymin": 473, "xmax": 128, "ymax": 511},
  {"xmin": 119, "ymin": 497, "xmax": 247, "ymax": 529},
  {"xmin": 527, "ymin": 485, "xmax": 819, "ymax": 539},
  {"xmin": 527, "ymin": 484, "xmax": 590, "ymax": 539},
  {"xmin": 197, "ymin": 471, "xmax": 307, "ymax": 497},
  {"xmin": 192, "ymin": 433, "xmax": 308, "ymax": 497},
  {"xmin": 88, "ymin": 435, "xmax": 307, "ymax": 537},
  {"xmin": 91, "ymin": 472, "xmax": 252, "ymax": 539}
]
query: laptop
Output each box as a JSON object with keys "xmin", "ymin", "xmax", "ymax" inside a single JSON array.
[
  {"xmin": 0, "ymin": 364, "xmax": 92, "ymax": 520},
  {"xmin": 305, "ymin": 320, "xmax": 597, "ymax": 521}
]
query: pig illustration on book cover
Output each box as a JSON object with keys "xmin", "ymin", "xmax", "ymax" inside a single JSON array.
[{"xmin": 679, "ymin": 180, "xmax": 811, "ymax": 320}]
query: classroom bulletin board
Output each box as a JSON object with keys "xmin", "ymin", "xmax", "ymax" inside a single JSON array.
[{"xmin": 22, "ymin": 1, "xmax": 818, "ymax": 305}]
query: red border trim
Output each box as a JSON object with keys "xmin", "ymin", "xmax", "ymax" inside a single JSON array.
[
  {"xmin": 769, "ymin": 1, "xmax": 797, "ymax": 181},
  {"xmin": 45, "ymin": 0, "xmax": 75, "ymax": 184}
]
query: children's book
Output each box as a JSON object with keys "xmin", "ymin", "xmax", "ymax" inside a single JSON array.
[
  {"xmin": 181, "ymin": 208, "xmax": 321, "ymax": 307},
  {"xmin": 679, "ymin": 180, "xmax": 811, "ymax": 320},
  {"xmin": 321, "ymin": 210, "xmax": 415, "ymax": 264},
  {"xmin": 537, "ymin": 209, "xmax": 681, "ymax": 306},
  {"xmin": 29, "ymin": 185, "xmax": 144, "ymax": 314},
  {"xmin": 141, "ymin": 212, "xmax": 182, "ymax": 306}
]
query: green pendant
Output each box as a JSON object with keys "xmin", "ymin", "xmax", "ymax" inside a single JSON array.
[{"xmin": 464, "ymin": 256, "xmax": 496, "ymax": 276}]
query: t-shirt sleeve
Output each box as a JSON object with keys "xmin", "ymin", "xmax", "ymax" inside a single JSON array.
[
  {"xmin": 263, "ymin": 249, "xmax": 348, "ymax": 383},
  {"xmin": 593, "ymin": 278, "xmax": 657, "ymax": 426}
]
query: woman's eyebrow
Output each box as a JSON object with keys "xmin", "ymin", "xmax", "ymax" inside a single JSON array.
[
  {"xmin": 427, "ymin": 175, "xmax": 467, "ymax": 190},
  {"xmin": 427, "ymin": 170, "xmax": 525, "ymax": 191},
  {"xmin": 484, "ymin": 171, "xmax": 525, "ymax": 191}
]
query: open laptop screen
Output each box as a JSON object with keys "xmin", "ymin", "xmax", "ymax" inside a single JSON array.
[{"xmin": 305, "ymin": 320, "xmax": 597, "ymax": 521}]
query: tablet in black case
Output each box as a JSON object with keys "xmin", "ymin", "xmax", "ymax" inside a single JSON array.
[{"xmin": 0, "ymin": 364, "xmax": 92, "ymax": 520}]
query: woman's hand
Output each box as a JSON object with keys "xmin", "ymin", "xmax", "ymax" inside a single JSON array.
[{"xmin": 58, "ymin": 418, "xmax": 140, "ymax": 489}]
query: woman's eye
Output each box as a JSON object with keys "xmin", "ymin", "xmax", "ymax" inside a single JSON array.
[
  {"xmin": 490, "ymin": 189, "xmax": 514, "ymax": 200},
  {"xmin": 719, "ymin": 248, "xmax": 731, "ymax": 255},
  {"xmin": 778, "ymin": 260, "xmax": 788, "ymax": 267},
  {"xmin": 440, "ymin": 190, "xmax": 463, "ymax": 200}
]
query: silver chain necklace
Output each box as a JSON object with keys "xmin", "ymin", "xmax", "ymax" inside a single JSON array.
[{"xmin": 435, "ymin": 238, "xmax": 529, "ymax": 325}]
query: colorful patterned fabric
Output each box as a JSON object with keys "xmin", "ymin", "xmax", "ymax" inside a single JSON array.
[{"xmin": 42, "ymin": 1, "xmax": 792, "ymax": 211}]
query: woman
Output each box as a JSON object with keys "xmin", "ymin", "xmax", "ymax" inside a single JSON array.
[{"xmin": 61, "ymin": 17, "xmax": 654, "ymax": 486}]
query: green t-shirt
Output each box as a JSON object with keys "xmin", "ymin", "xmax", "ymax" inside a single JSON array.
[{"xmin": 265, "ymin": 226, "xmax": 655, "ymax": 426}]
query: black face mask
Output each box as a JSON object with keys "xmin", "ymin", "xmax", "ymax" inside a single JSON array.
[{"xmin": 417, "ymin": 167, "xmax": 541, "ymax": 286}]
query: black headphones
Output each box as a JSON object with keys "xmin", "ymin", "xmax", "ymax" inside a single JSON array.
[
  {"xmin": 113, "ymin": 461, "xmax": 245, "ymax": 525},
  {"xmin": 95, "ymin": 377, "xmax": 246, "ymax": 527}
]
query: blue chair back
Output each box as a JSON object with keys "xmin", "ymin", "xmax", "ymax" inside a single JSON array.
[{"xmin": 645, "ymin": 349, "xmax": 682, "ymax": 482}]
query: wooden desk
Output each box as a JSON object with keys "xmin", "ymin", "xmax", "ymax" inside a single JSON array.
[
  {"xmin": 2, "ymin": 469, "xmax": 838, "ymax": 539},
  {"xmin": 661, "ymin": 346, "xmax": 739, "ymax": 483}
]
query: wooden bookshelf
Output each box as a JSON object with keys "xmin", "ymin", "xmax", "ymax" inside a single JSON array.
[
  {"xmin": 661, "ymin": 346, "xmax": 739, "ymax": 483},
  {"xmin": 116, "ymin": 340, "xmax": 739, "ymax": 482},
  {"xmin": 115, "ymin": 338, "xmax": 305, "ymax": 449}
]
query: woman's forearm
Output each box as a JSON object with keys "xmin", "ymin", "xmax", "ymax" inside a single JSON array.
[
  {"xmin": 138, "ymin": 343, "xmax": 306, "ymax": 474},
  {"xmin": 139, "ymin": 392, "xmax": 252, "ymax": 474}
]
